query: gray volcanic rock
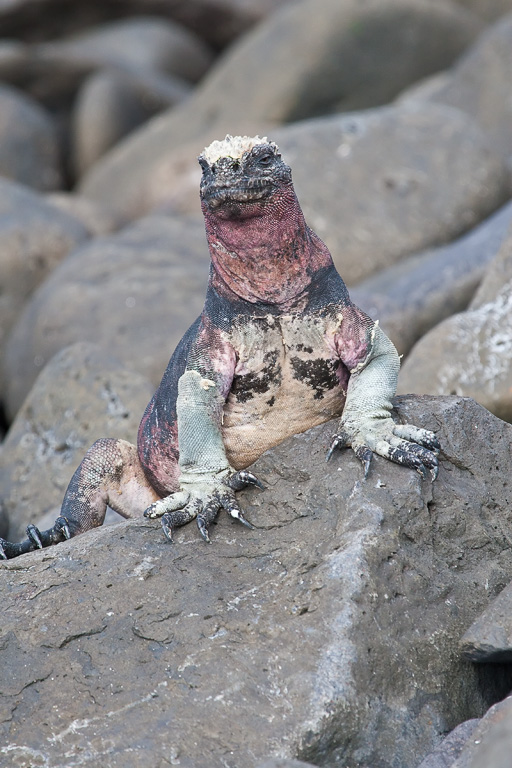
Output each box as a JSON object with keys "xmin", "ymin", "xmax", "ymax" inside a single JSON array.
[
  {"xmin": 409, "ymin": 13, "xmax": 512, "ymax": 166},
  {"xmin": 71, "ymin": 67, "xmax": 191, "ymax": 178},
  {"xmin": 0, "ymin": 214, "xmax": 209, "ymax": 419},
  {"xmin": 451, "ymin": 696, "xmax": 512, "ymax": 768},
  {"xmin": 0, "ymin": 396, "xmax": 512, "ymax": 767},
  {"xmin": 416, "ymin": 720, "xmax": 480, "ymax": 768},
  {"xmin": 0, "ymin": 15, "xmax": 212, "ymax": 111},
  {"xmin": 460, "ymin": 580, "xmax": 512, "ymax": 662},
  {"xmin": 0, "ymin": 179, "xmax": 89, "ymax": 355},
  {"xmin": 0, "ymin": 0, "xmax": 291, "ymax": 48},
  {"xmin": 0, "ymin": 83, "xmax": 62, "ymax": 191},
  {"xmin": 78, "ymin": 0, "xmax": 481, "ymax": 221},
  {"xmin": 398, "ymin": 222, "xmax": 512, "ymax": 421},
  {"xmin": 350, "ymin": 201, "xmax": 512, "ymax": 356},
  {"xmin": 44, "ymin": 192, "xmax": 124, "ymax": 236},
  {"xmin": 456, "ymin": 0, "xmax": 512, "ymax": 19},
  {"xmin": 0, "ymin": 342, "xmax": 154, "ymax": 543}
]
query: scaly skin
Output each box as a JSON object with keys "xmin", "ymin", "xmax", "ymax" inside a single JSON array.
[{"xmin": 0, "ymin": 135, "xmax": 440, "ymax": 559}]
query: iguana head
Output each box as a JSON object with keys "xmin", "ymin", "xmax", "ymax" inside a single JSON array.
[
  {"xmin": 198, "ymin": 135, "xmax": 333, "ymax": 305},
  {"xmin": 198, "ymin": 135, "xmax": 292, "ymax": 219}
]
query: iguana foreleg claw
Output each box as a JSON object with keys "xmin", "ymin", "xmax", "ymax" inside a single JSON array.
[
  {"xmin": 144, "ymin": 468, "xmax": 261, "ymax": 544},
  {"xmin": 328, "ymin": 419, "xmax": 439, "ymax": 481}
]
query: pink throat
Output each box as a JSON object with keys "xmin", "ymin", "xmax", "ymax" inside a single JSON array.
[{"xmin": 202, "ymin": 187, "xmax": 333, "ymax": 306}]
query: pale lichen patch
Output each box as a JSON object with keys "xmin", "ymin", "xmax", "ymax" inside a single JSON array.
[{"xmin": 200, "ymin": 135, "xmax": 277, "ymax": 165}]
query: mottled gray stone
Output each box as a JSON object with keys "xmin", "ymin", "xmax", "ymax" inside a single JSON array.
[
  {"xmin": 398, "ymin": 222, "xmax": 512, "ymax": 422},
  {"xmin": 452, "ymin": 696, "xmax": 512, "ymax": 768},
  {"xmin": 0, "ymin": 342, "xmax": 154, "ymax": 542},
  {"xmin": 44, "ymin": 192, "xmax": 124, "ymax": 236},
  {"xmin": 416, "ymin": 720, "xmax": 480, "ymax": 768},
  {"xmin": 0, "ymin": 0, "xmax": 290, "ymax": 48},
  {"xmin": 71, "ymin": 67, "xmax": 190, "ymax": 178},
  {"xmin": 351, "ymin": 201, "xmax": 512, "ymax": 355},
  {"xmin": 0, "ymin": 214, "xmax": 209, "ymax": 419},
  {"xmin": 0, "ymin": 179, "xmax": 89, "ymax": 356},
  {"xmin": 78, "ymin": 0, "xmax": 482, "ymax": 221},
  {"xmin": 460, "ymin": 581, "xmax": 512, "ymax": 662},
  {"xmin": 0, "ymin": 396, "xmax": 512, "ymax": 768},
  {"xmin": 0, "ymin": 82, "xmax": 62, "ymax": 191},
  {"xmin": 0, "ymin": 15, "xmax": 212, "ymax": 111},
  {"xmin": 422, "ymin": 13, "xmax": 512, "ymax": 164}
]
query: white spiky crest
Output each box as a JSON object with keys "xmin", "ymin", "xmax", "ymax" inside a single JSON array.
[{"xmin": 201, "ymin": 134, "xmax": 278, "ymax": 165}]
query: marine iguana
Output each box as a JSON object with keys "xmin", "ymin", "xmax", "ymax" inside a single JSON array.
[{"xmin": 0, "ymin": 135, "xmax": 439, "ymax": 559}]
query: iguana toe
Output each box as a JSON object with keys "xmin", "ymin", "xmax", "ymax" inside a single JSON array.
[{"xmin": 225, "ymin": 469, "xmax": 264, "ymax": 491}]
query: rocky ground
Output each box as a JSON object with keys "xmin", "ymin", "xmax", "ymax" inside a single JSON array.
[{"xmin": 1, "ymin": 1, "xmax": 512, "ymax": 767}]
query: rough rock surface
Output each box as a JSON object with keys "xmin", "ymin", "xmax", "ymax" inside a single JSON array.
[
  {"xmin": 398, "ymin": 222, "xmax": 512, "ymax": 421},
  {"xmin": 0, "ymin": 342, "xmax": 155, "ymax": 542},
  {"xmin": 78, "ymin": 0, "xmax": 482, "ymax": 221},
  {"xmin": 351, "ymin": 201, "xmax": 512, "ymax": 355},
  {"xmin": 416, "ymin": 720, "xmax": 480, "ymax": 768},
  {"xmin": 0, "ymin": 82, "xmax": 62, "ymax": 191},
  {"xmin": 0, "ymin": 214, "xmax": 209, "ymax": 419},
  {"xmin": 451, "ymin": 695, "xmax": 512, "ymax": 768},
  {"xmin": 1, "ymin": 396, "xmax": 512, "ymax": 768},
  {"xmin": 460, "ymin": 580, "xmax": 512, "ymax": 662},
  {"xmin": 0, "ymin": 180, "xmax": 89, "ymax": 355}
]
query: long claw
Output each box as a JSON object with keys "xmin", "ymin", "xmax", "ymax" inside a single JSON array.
[
  {"xmin": 229, "ymin": 507, "xmax": 255, "ymax": 530},
  {"xmin": 354, "ymin": 446, "xmax": 373, "ymax": 479},
  {"xmin": 416, "ymin": 463, "xmax": 428, "ymax": 480},
  {"xmin": 326, "ymin": 436, "xmax": 341, "ymax": 462},
  {"xmin": 196, "ymin": 515, "xmax": 212, "ymax": 543},
  {"xmin": 430, "ymin": 463, "xmax": 439, "ymax": 482},
  {"xmin": 55, "ymin": 516, "xmax": 71, "ymax": 540},
  {"xmin": 161, "ymin": 513, "xmax": 174, "ymax": 544},
  {"xmin": 226, "ymin": 470, "xmax": 264, "ymax": 491},
  {"xmin": 26, "ymin": 525, "xmax": 43, "ymax": 549}
]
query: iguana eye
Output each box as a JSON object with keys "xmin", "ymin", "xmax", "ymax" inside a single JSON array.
[{"xmin": 258, "ymin": 153, "xmax": 273, "ymax": 166}]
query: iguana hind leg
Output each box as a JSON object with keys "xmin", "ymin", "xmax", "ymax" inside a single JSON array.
[{"xmin": 0, "ymin": 438, "xmax": 161, "ymax": 559}]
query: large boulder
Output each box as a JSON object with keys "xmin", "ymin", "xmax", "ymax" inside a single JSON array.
[
  {"xmin": 350, "ymin": 200, "xmax": 512, "ymax": 356},
  {"xmin": 0, "ymin": 342, "xmax": 154, "ymax": 542},
  {"xmin": 398, "ymin": 221, "xmax": 512, "ymax": 422},
  {"xmin": 0, "ymin": 0, "xmax": 291, "ymax": 48},
  {"xmin": 78, "ymin": 0, "xmax": 482, "ymax": 221},
  {"xmin": 0, "ymin": 179, "xmax": 89, "ymax": 355},
  {"xmin": 71, "ymin": 67, "xmax": 191, "ymax": 178},
  {"xmin": 0, "ymin": 83, "xmax": 62, "ymax": 191},
  {"xmin": 402, "ymin": 13, "xmax": 512, "ymax": 167},
  {"xmin": 0, "ymin": 15, "xmax": 213, "ymax": 112},
  {"xmin": 1, "ymin": 395, "xmax": 512, "ymax": 767},
  {"xmin": 0, "ymin": 214, "xmax": 209, "ymax": 419}
]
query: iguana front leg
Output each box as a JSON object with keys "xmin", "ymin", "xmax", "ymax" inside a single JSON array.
[
  {"xmin": 329, "ymin": 324, "xmax": 440, "ymax": 479},
  {"xmin": 144, "ymin": 369, "xmax": 262, "ymax": 543}
]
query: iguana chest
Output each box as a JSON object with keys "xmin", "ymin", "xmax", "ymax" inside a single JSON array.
[{"xmin": 221, "ymin": 310, "xmax": 349, "ymax": 468}]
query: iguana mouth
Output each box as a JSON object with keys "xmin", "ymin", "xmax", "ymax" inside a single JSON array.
[{"xmin": 204, "ymin": 180, "xmax": 276, "ymax": 210}]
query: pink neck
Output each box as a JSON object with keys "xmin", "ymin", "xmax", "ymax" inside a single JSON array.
[{"xmin": 202, "ymin": 187, "xmax": 333, "ymax": 306}]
